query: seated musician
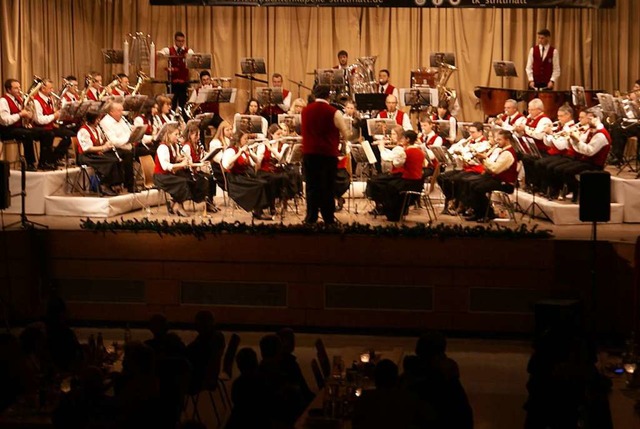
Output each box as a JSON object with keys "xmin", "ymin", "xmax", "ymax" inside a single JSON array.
[
  {"xmin": 112, "ymin": 73, "xmax": 130, "ymax": 97},
  {"xmin": 288, "ymin": 98, "xmax": 307, "ymax": 115},
  {"xmin": 514, "ymin": 98, "xmax": 552, "ymax": 191},
  {"xmin": 335, "ymin": 141, "xmax": 351, "ymax": 212},
  {"xmin": 61, "ymin": 75, "xmax": 80, "ymax": 104},
  {"xmin": 418, "ymin": 115, "xmax": 443, "ymax": 147},
  {"xmin": 76, "ymin": 111, "xmax": 123, "ymax": 196},
  {"xmin": 0, "ymin": 78, "xmax": 41, "ymax": 171},
  {"xmin": 221, "ymin": 131, "xmax": 274, "ymax": 220},
  {"xmin": 85, "ymin": 72, "xmax": 102, "ymax": 101},
  {"xmin": 437, "ymin": 122, "xmax": 489, "ymax": 214},
  {"xmin": 31, "ymin": 78, "xmax": 74, "ymax": 170},
  {"xmin": 187, "ymin": 70, "xmax": 223, "ymax": 131},
  {"xmin": 533, "ymin": 106, "xmax": 577, "ymax": 196},
  {"xmin": 608, "ymin": 79, "xmax": 640, "ymax": 165},
  {"xmin": 207, "ymin": 120, "xmax": 232, "ymax": 196},
  {"xmin": 133, "ymin": 100, "xmax": 159, "ymax": 158},
  {"xmin": 233, "ymin": 98, "xmax": 268, "ymax": 137},
  {"xmin": 366, "ymin": 125, "xmax": 410, "ymax": 215},
  {"xmin": 180, "ymin": 121, "xmax": 214, "ymax": 211},
  {"xmin": 549, "ymin": 111, "xmax": 610, "ymax": 203},
  {"xmin": 493, "ymin": 99, "xmax": 526, "ymax": 131},
  {"xmin": 431, "ymin": 100, "xmax": 457, "ymax": 145},
  {"xmin": 154, "ymin": 95, "xmax": 174, "ymax": 126},
  {"xmin": 463, "ymin": 130, "xmax": 518, "ymax": 222},
  {"xmin": 99, "ymin": 101, "xmax": 135, "ymax": 192},
  {"xmin": 375, "ymin": 130, "xmax": 426, "ymax": 222},
  {"xmin": 262, "ymin": 73, "xmax": 291, "ymax": 124},
  {"xmin": 376, "ymin": 94, "xmax": 412, "ymax": 131},
  {"xmin": 153, "ymin": 123, "xmax": 194, "ymax": 217}
]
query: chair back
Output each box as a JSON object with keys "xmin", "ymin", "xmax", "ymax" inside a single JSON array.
[
  {"xmin": 139, "ymin": 154, "xmax": 155, "ymax": 189},
  {"xmin": 311, "ymin": 358, "xmax": 325, "ymax": 390},
  {"xmin": 221, "ymin": 333, "xmax": 241, "ymax": 378},
  {"xmin": 315, "ymin": 338, "xmax": 331, "ymax": 379}
]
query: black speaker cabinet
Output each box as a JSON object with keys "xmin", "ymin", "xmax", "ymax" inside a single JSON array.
[
  {"xmin": 0, "ymin": 161, "xmax": 10, "ymax": 210},
  {"xmin": 579, "ymin": 170, "xmax": 610, "ymax": 222}
]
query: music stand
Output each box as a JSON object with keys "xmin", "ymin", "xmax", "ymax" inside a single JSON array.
[
  {"xmin": 355, "ymin": 93, "xmax": 386, "ymax": 113},
  {"xmin": 366, "ymin": 118, "xmax": 397, "ymax": 138},
  {"xmin": 520, "ymin": 139, "xmax": 550, "ymax": 222},
  {"xmin": 186, "ymin": 53, "xmax": 212, "ymax": 70},
  {"xmin": 429, "ymin": 52, "xmax": 456, "ymax": 67},
  {"xmin": 197, "ymin": 87, "xmax": 237, "ymax": 104},
  {"xmin": 285, "ymin": 141, "xmax": 304, "ymax": 164},
  {"xmin": 123, "ymin": 95, "xmax": 148, "ymax": 117},
  {"xmin": 492, "ymin": 61, "xmax": 518, "ymax": 78},
  {"xmin": 315, "ymin": 69, "xmax": 345, "ymax": 87},
  {"xmin": 277, "ymin": 114, "xmax": 301, "ymax": 134},
  {"xmin": 399, "ymin": 87, "xmax": 438, "ymax": 109},
  {"xmin": 101, "ymin": 49, "xmax": 124, "ymax": 64},
  {"xmin": 256, "ymin": 87, "xmax": 284, "ymax": 107},
  {"xmin": 571, "ymin": 85, "xmax": 587, "ymax": 107},
  {"xmin": 240, "ymin": 58, "xmax": 266, "ymax": 75},
  {"xmin": 235, "ymin": 115, "xmax": 265, "ymax": 135}
]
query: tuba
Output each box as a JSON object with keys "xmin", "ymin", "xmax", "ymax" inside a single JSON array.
[
  {"xmin": 436, "ymin": 62, "xmax": 457, "ymax": 109},
  {"xmin": 348, "ymin": 56, "xmax": 378, "ymax": 95},
  {"xmin": 22, "ymin": 75, "xmax": 44, "ymax": 128}
]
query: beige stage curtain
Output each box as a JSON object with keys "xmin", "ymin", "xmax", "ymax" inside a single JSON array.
[{"xmin": 1, "ymin": 0, "xmax": 638, "ymax": 121}]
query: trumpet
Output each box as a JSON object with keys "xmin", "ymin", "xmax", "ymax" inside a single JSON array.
[
  {"xmin": 130, "ymin": 71, "xmax": 151, "ymax": 96},
  {"xmin": 99, "ymin": 77, "xmax": 119, "ymax": 100}
]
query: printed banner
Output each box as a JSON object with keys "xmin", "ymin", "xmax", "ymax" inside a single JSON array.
[{"xmin": 151, "ymin": 0, "xmax": 615, "ymax": 8}]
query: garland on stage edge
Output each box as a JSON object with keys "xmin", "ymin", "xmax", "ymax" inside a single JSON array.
[{"xmin": 80, "ymin": 218, "xmax": 553, "ymax": 240}]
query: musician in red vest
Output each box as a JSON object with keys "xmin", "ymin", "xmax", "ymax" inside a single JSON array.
[
  {"xmin": 187, "ymin": 70, "xmax": 223, "ymax": 134},
  {"xmin": 262, "ymin": 73, "xmax": 291, "ymax": 124},
  {"xmin": 464, "ymin": 130, "xmax": 518, "ymax": 222},
  {"xmin": 76, "ymin": 111, "xmax": 123, "ymax": 196},
  {"xmin": 85, "ymin": 72, "xmax": 102, "ymax": 101},
  {"xmin": 378, "ymin": 69, "xmax": 399, "ymax": 99},
  {"xmin": 0, "ymin": 78, "xmax": 43, "ymax": 171},
  {"xmin": 553, "ymin": 111, "xmax": 611, "ymax": 203},
  {"xmin": 515, "ymin": 98, "xmax": 553, "ymax": 191},
  {"xmin": 376, "ymin": 94, "xmax": 412, "ymax": 131},
  {"xmin": 153, "ymin": 123, "xmax": 192, "ymax": 217},
  {"xmin": 160, "ymin": 31, "xmax": 194, "ymax": 110},
  {"xmin": 525, "ymin": 29, "xmax": 561, "ymax": 90},
  {"xmin": 111, "ymin": 73, "xmax": 130, "ymax": 97},
  {"xmin": 301, "ymin": 84, "xmax": 350, "ymax": 225},
  {"xmin": 32, "ymin": 79, "xmax": 74, "ymax": 170},
  {"xmin": 494, "ymin": 99, "xmax": 526, "ymax": 131}
]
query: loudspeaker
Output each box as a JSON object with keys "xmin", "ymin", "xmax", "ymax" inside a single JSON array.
[
  {"xmin": 534, "ymin": 299, "xmax": 582, "ymax": 339},
  {"xmin": 579, "ymin": 170, "xmax": 610, "ymax": 222},
  {"xmin": 0, "ymin": 161, "xmax": 10, "ymax": 210}
]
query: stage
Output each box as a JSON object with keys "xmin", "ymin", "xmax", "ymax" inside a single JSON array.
[{"xmin": 0, "ymin": 165, "xmax": 639, "ymax": 339}]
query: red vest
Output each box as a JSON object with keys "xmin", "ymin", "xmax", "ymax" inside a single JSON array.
[
  {"xmin": 337, "ymin": 156, "xmax": 348, "ymax": 170},
  {"xmin": 579, "ymin": 128, "xmax": 611, "ymax": 167},
  {"xmin": 403, "ymin": 146, "xmax": 425, "ymax": 180},
  {"xmin": 379, "ymin": 110, "xmax": 406, "ymax": 127},
  {"xmin": 2, "ymin": 95, "xmax": 23, "ymax": 128},
  {"xmin": 383, "ymin": 84, "xmax": 396, "ymax": 95},
  {"xmin": 112, "ymin": 87, "xmax": 130, "ymax": 96},
  {"xmin": 259, "ymin": 145, "xmax": 273, "ymax": 172},
  {"xmin": 492, "ymin": 145, "xmax": 518, "ymax": 184},
  {"xmin": 228, "ymin": 146, "xmax": 251, "ymax": 175},
  {"xmin": 33, "ymin": 93, "xmax": 55, "ymax": 130},
  {"xmin": 426, "ymin": 133, "xmax": 440, "ymax": 147},
  {"xmin": 525, "ymin": 113, "xmax": 550, "ymax": 154},
  {"xmin": 262, "ymin": 89, "xmax": 289, "ymax": 116},
  {"xmin": 63, "ymin": 92, "xmax": 77, "ymax": 103},
  {"xmin": 86, "ymin": 88, "xmax": 100, "ymax": 101},
  {"xmin": 154, "ymin": 143, "xmax": 176, "ymax": 175},
  {"xmin": 301, "ymin": 101, "xmax": 340, "ymax": 157},
  {"xmin": 137, "ymin": 115, "xmax": 153, "ymax": 135},
  {"xmin": 77, "ymin": 124, "xmax": 102, "ymax": 155},
  {"xmin": 169, "ymin": 46, "xmax": 190, "ymax": 83},
  {"xmin": 186, "ymin": 141, "xmax": 200, "ymax": 163},
  {"xmin": 532, "ymin": 45, "xmax": 555, "ymax": 85},
  {"xmin": 501, "ymin": 112, "xmax": 524, "ymax": 126}
]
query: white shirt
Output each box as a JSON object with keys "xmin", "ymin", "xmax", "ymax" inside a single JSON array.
[
  {"xmin": 133, "ymin": 116, "xmax": 154, "ymax": 145},
  {"xmin": 32, "ymin": 92, "xmax": 56, "ymax": 126},
  {"xmin": 422, "ymin": 131, "xmax": 443, "ymax": 147},
  {"xmin": 277, "ymin": 88, "xmax": 292, "ymax": 113},
  {"xmin": 207, "ymin": 138, "xmax": 227, "ymax": 164},
  {"xmin": 156, "ymin": 143, "xmax": 179, "ymax": 172},
  {"xmin": 571, "ymin": 126, "xmax": 609, "ymax": 156},
  {"xmin": 543, "ymin": 120, "xmax": 575, "ymax": 150},
  {"xmin": 77, "ymin": 125, "xmax": 104, "ymax": 153},
  {"xmin": 523, "ymin": 114, "xmax": 553, "ymax": 141},
  {"xmin": 484, "ymin": 146, "xmax": 516, "ymax": 175},
  {"xmin": 0, "ymin": 94, "xmax": 23, "ymax": 127},
  {"xmin": 379, "ymin": 84, "xmax": 399, "ymax": 100},
  {"xmin": 222, "ymin": 147, "xmax": 253, "ymax": 171},
  {"xmin": 500, "ymin": 112, "xmax": 527, "ymax": 131},
  {"xmin": 100, "ymin": 114, "xmax": 132, "ymax": 150},
  {"xmin": 379, "ymin": 145, "xmax": 406, "ymax": 168},
  {"xmin": 525, "ymin": 44, "xmax": 561, "ymax": 83}
]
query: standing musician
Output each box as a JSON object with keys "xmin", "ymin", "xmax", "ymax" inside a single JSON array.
[
  {"xmin": 76, "ymin": 111, "xmax": 124, "ymax": 196},
  {"xmin": 180, "ymin": 121, "xmax": 213, "ymax": 210},
  {"xmin": 85, "ymin": 72, "xmax": 102, "ymax": 101},
  {"xmin": 133, "ymin": 100, "xmax": 159, "ymax": 158},
  {"xmin": 262, "ymin": 73, "xmax": 292, "ymax": 124},
  {"xmin": 525, "ymin": 29, "xmax": 561, "ymax": 90},
  {"xmin": 301, "ymin": 84, "xmax": 350, "ymax": 225},
  {"xmin": 221, "ymin": 132, "xmax": 274, "ymax": 220},
  {"xmin": 31, "ymin": 79, "xmax": 74, "ymax": 170},
  {"xmin": 99, "ymin": 101, "xmax": 135, "ymax": 192},
  {"xmin": 334, "ymin": 140, "xmax": 351, "ymax": 212},
  {"xmin": 334, "ymin": 50, "xmax": 350, "ymax": 70},
  {"xmin": 515, "ymin": 98, "xmax": 553, "ymax": 191},
  {"xmin": 0, "ymin": 78, "xmax": 44, "ymax": 171},
  {"xmin": 111, "ymin": 73, "xmax": 130, "ymax": 97},
  {"xmin": 463, "ymin": 130, "xmax": 518, "ymax": 222},
  {"xmin": 153, "ymin": 123, "xmax": 193, "ymax": 217},
  {"xmin": 159, "ymin": 31, "xmax": 194, "ymax": 110},
  {"xmin": 376, "ymin": 94, "xmax": 412, "ymax": 131},
  {"xmin": 378, "ymin": 69, "xmax": 399, "ymax": 99}
]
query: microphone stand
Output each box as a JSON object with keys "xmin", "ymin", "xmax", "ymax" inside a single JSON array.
[{"xmin": 287, "ymin": 78, "xmax": 312, "ymax": 99}]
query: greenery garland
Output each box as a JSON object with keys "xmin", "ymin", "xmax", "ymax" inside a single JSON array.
[{"xmin": 80, "ymin": 218, "xmax": 553, "ymax": 240}]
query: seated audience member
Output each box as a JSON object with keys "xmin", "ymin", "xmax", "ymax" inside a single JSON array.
[
  {"xmin": 352, "ymin": 359, "xmax": 422, "ymax": 429},
  {"xmin": 225, "ymin": 347, "xmax": 269, "ymax": 429},
  {"xmin": 277, "ymin": 327, "xmax": 315, "ymax": 406},
  {"xmin": 144, "ymin": 314, "xmax": 186, "ymax": 359},
  {"xmin": 186, "ymin": 310, "xmax": 226, "ymax": 394},
  {"xmin": 44, "ymin": 296, "xmax": 83, "ymax": 373}
]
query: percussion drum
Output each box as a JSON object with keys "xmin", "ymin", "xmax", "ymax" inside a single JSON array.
[
  {"xmin": 520, "ymin": 90, "xmax": 570, "ymax": 120},
  {"xmin": 474, "ymin": 87, "xmax": 517, "ymax": 117}
]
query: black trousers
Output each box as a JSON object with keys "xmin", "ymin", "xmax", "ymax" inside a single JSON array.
[
  {"xmin": 0, "ymin": 126, "xmax": 50, "ymax": 165},
  {"xmin": 303, "ymin": 154, "xmax": 337, "ymax": 224},
  {"xmin": 169, "ymin": 83, "xmax": 189, "ymax": 110}
]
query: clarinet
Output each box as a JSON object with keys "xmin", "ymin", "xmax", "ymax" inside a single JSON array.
[
  {"xmin": 177, "ymin": 141, "xmax": 197, "ymax": 181},
  {"xmin": 97, "ymin": 124, "xmax": 122, "ymax": 162}
]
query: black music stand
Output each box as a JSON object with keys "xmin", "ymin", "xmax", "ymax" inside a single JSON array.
[
  {"xmin": 240, "ymin": 57, "xmax": 266, "ymax": 93},
  {"xmin": 520, "ymin": 140, "xmax": 550, "ymax": 222},
  {"xmin": 355, "ymin": 94, "xmax": 386, "ymax": 114},
  {"xmin": 234, "ymin": 115, "xmax": 265, "ymax": 135},
  {"xmin": 197, "ymin": 87, "xmax": 237, "ymax": 104},
  {"xmin": 349, "ymin": 141, "xmax": 377, "ymax": 214},
  {"xmin": 256, "ymin": 88, "xmax": 284, "ymax": 124},
  {"xmin": 430, "ymin": 52, "xmax": 456, "ymax": 67},
  {"xmin": 5, "ymin": 156, "xmax": 48, "ymax": 230},
  {"xmin": 399, "ymin": 87, "xmax": 437, "ymax": 111},
  {"xmin": 277, "ymin": 114, "xmax": 301, "ymax": 134},
  {"xmin": 508, "ymin": 138, "xmax": 528, "ymax": 214},
  {"xmin": 492, "ymin": 61, "xmax": 518, "ymax": 78}
]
